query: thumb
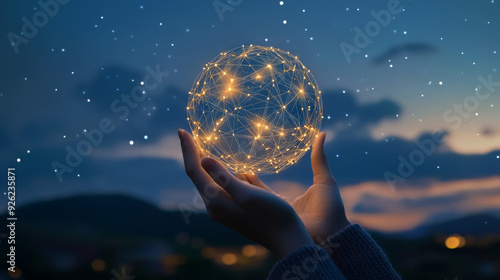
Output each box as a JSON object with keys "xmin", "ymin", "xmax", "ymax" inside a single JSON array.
[{"xmin": 311, "ymin": 132, "xmax": 336, "ymax": 185}]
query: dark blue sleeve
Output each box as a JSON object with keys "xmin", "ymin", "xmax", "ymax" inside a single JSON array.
[
  {"xmin": 319, "ymin": 224, "xmax": 402, "ymax": 280},
  {"xmin": 267, "ymin": 245, "xmax": 346, "ymax": 280}
]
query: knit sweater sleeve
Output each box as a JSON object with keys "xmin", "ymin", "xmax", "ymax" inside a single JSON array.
[
  {"xmin": 319, "ymin": 224, "xmax": 402, "ymax": 280},
  {"xmin": 267, "ymin": 245, "xmax": 346, "ymax": 280}
]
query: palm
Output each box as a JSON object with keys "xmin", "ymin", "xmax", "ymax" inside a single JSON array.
[
  {"xmin": 290, "ymin": 182, "xmax": 348, "ymax": 242},
  {"xmin": 240, "ymin": 132, "xmax": 350, "ymax": 242}
]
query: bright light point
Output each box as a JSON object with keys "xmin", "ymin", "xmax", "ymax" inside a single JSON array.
[
  {"xmin": 27, "ymin": 150, "xmax": 30, "ymax": 153},
  {"xmin": 140, "ymin": 81, "xmax": 144, "ymax": 85},
  {"xmin": 439, "ymin": 81, "xmax": 443, "ymax": 85},
  {"xmin": 279, "ymin": 1, "xmax": 284, "ymax": 5},
  {"xmin": 129, "ymin": 140, "xmax": 134, "ymax": 145},
  {"xmin": 267, "ymin": 64, "xmax": 272, "ymax": 68},
  {"xmin": 87, "ymin": 99, "xmax": 91, "ymax": 102},
  {"xmin": 17, "ymin": 158, "xmax": 21, "ymax": 162},
  {"xmin": 144, "ymin": 135, "xmax": 148, "ymax": 140},
  {"xmin": 283, "ymin": 20, "xmax": 287, "ymax": 24}
]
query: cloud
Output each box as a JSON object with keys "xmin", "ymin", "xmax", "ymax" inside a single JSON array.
[
  {"xmin": 264, "ymin": 177, "xmax": 500, "ymax": 233},
  {"xmin": 92, "ymin": 133, "xmax": 183, "ymax": 164},
  {"xmin": 322, "ymin": 89, "xmax": 401, "ymax": 127},
  {"xmin": 481, "ymin": 126, "xmax": 497, "ymax": 137},
  {"xmin": 84, "ymin": 87, "xmax": 500, "ymax": 192},
  {"xmin": 372, "ymin": 43, "xmax": 437, "ymax": 65},
  {"xmin": 8, "ymin": 70, "xmax": 499, "ymax": 232}
]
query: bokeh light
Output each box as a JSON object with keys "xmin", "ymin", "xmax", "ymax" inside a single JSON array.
[
  {"xmin": 91, "ymin": 259, "xmax": 106, "ymax": 271},
  {"xmin": 8, "ymin": 267, "xmax": 22, "ymax": 278},
  {"xmin": 187, "ymin": 45, "xmax": 323, "ymax": 174},
  {"xmin": 221, "ymin": 253, "xmax": 238, "ymax": 265},
  {"xmin": 445, "ymin": 234, "xmax": 466, "ymax": 249},
  {"xmin": 241, "ymin": 244, "xmax": 257, "ymax": 257}
]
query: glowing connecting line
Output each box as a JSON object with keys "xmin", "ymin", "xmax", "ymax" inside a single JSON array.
[{"xmin": 187, "ymin": 45, "xmax": 323, "ymax": 174}]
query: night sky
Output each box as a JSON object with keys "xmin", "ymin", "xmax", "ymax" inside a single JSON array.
[{"xmin": 1, "ymin": 0, "xmax": 499, "ymax": 233}]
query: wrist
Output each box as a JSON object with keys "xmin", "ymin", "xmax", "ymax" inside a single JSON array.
[
  {"xmin": 313, "ymin": 218, "xmax": 351, "ymax": 244},
  {"xmin": 273, "ymin": 225, "xmax": 316, "ymax": 259}
]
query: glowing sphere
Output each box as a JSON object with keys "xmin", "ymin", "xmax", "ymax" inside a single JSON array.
[{"xmin": 187, "ymin": 45, "xmax": 323, "ymax": 174}]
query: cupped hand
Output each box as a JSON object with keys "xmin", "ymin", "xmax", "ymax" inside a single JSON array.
[
  {"xmin": 235, "ymin": 132, "xmax": 351, "ymax": 242},
  {"xmin": 178, "ymin": 129, "xmax": 315, "ymax": 259},
  {"xmin": 288, "ymin": 132, "xmax": 350, "ymax": 242}
]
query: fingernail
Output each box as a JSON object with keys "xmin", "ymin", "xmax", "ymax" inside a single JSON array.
[{"xmin": 178, "ymin": 129, "xmax": 183, "ymax": 141}]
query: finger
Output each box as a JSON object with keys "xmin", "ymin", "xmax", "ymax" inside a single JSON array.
[
  {"xmin": 311, "ymin": 132, "xmax": 336, "ymax": 185},
  {"xmin": 178, "ymin": 129, "xmax": 225, "ymax": 201},
  {"xmin": 244, "ymin": 174, "xmax": 274, "ymax": 192},
  {"xmin": 197, "ymin": 145, "xmax": 206, "ymax": 159},
  {"xmin": 236, "ymin": 173, "xmax": 249, "ymax": 183},
  {"xmin": 201, "ymin": 157, "xmax": 264, "ymax": 204}
]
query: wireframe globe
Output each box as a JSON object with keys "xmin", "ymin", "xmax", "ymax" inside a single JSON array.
[{"xmin": 187, "ymin": 45, "xmax": 323, "ymax": 174}]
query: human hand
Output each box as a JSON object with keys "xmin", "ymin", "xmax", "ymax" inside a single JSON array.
[
  {"xmin": 288, "ymin": 132, "xmax": 350, "ymax": 242},
  {"xmin": 178, "ymin": 129, "xmax": 315, "ymax": 259},
  {"xmin": 233, "ymin": 132, "xmax": 350, "ymax": 243}
]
